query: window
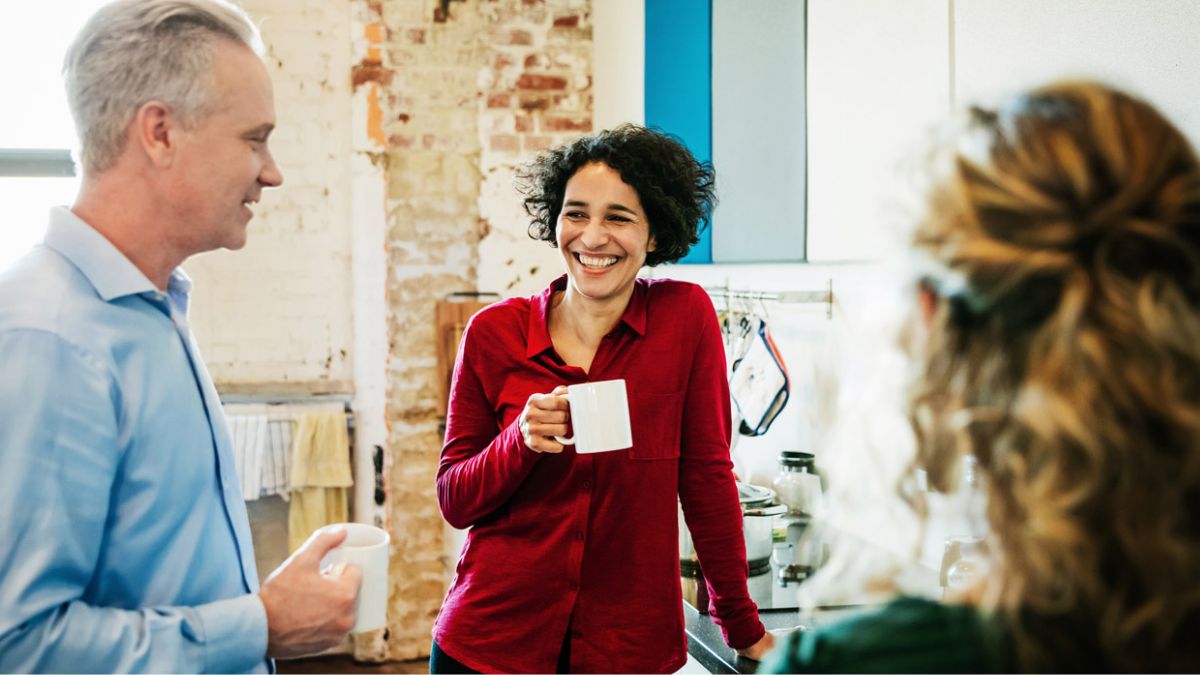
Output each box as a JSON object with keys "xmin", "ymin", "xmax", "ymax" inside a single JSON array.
[{"xmin": 0, "ymin": 1, "xmax": 108, "ymax": 272}]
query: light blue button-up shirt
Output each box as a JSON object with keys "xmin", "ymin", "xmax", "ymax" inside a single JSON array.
[{"xmin": 0, "ymin": 208, "xmax": 270, "ymax": 673}]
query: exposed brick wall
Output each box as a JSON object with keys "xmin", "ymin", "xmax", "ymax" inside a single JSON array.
[
  {"xmin": 188, "ymin": 0, "xmax": 591, "ymax": 661},
  {"xmin": 476, "ymin": 0, "xmax": 591, "ymax": 297},
  {"xmin": 351, "ymin": 0, "xmax": 592, "ymax": 661}
]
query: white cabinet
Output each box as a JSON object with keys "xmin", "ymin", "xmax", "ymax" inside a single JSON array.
[
  {"xmin": 805, "ymin": 0, "xmax": 949, "ymax": 262},
  {"xmin": 711, "ymin": 0, "xmax": 807, "ymax": 263}
]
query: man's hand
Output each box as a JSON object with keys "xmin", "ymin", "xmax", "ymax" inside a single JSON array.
[
  {"xmin": 736, "ymin": 630, "xmax": 776, "ymax": 662},
  {"xmin": 258, "ymin": 526, "xmax": 364, "ymax": 659}
]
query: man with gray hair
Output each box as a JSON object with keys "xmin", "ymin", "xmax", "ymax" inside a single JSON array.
[{"xmin": 0, "ymin": 1, "xmax": 362, "ymax": 671}]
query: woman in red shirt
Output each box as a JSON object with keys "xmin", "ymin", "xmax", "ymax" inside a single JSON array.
[{"xmin": 432, "ymin": 125, "xmax": 773, "ymax": 673}]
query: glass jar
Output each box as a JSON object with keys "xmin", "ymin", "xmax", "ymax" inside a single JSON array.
[{"xmin": 773, "ymin": 451, "xmax": 822, "ymax": 516}]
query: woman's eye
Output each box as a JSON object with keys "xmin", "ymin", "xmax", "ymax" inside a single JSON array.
[
  {"xmin": 565, "ymin": 211, "xmax": 587, "ymax": 219},
  {"xmin": 608, "ymin": 215, "xmax": 631, "ymax": 223}
]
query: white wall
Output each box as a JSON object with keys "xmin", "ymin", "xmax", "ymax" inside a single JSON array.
[
  {"xmin": 805, "ymin": 0, "xmax": 949, "ymax": 262},
  {"xmin": 593, "ymin": 0, "xmax": 645, "ymax": 131},
  {"xmin": 189, "ymin": 0, "xmax": 355, "ymax": 393},
  {"xmin": 953, "ymin": 0, "xmax": 1200, "ymax": 147}
]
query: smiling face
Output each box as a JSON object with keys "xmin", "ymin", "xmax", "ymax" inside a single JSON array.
[
  {"xmin": 556, "ymin": 162, "xmax": 656, "ymax": 308},
  {"xmin": 167, "ymin": 39, "xmax": 282, "ymax": 254}
]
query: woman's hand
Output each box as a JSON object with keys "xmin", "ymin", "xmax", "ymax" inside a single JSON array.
[
  {"xmin": 518, "ymin": 385, "xmax": 570, "ymax": 453},
  {"xmin": 735, "ymin": 630, "xmax": 775, "ymax": 661}
]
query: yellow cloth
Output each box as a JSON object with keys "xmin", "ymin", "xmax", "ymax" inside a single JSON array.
[{"xmin": 287, "ymin": 412, "xmax": 353, "ymax": 552}]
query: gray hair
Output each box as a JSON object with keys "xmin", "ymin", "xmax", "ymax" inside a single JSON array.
[{"xmin": 64, "ymin": 0, "xmax": 264, "ymax": 175}]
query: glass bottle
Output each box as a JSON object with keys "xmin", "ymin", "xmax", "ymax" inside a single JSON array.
[{"xmin": 773, "ymin": 451, "xmax": 822, "ymax": 516}]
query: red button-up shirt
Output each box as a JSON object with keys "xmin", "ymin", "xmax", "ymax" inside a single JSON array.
[{"xmin": 433, "ymin": 276, "xmax": 764, "ymax": 674}]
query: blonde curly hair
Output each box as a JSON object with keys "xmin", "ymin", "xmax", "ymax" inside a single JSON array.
[{"xmin": 910, "ymin": 81, "xmax": 1200, "ymax": 671}]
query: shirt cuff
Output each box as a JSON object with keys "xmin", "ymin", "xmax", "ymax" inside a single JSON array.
[
  {"xmin": 195, "ymin": 593, "xmax": 270, "ymax": 673},
  {"xmin": 719, "ymin": 604, "xmax": 767, "ymax": 651}
]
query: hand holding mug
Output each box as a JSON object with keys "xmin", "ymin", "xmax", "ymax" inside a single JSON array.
[
  {"xmin": 258, "ymin": 526, "xmax": 363, "ymax": 659},
  {"xmin": 553, "ymin": 379, "xmax": 632, "ymax": 454},
  {"xmin": 518, "ymin": 385, "xmax": 570, "ymax": 453}
]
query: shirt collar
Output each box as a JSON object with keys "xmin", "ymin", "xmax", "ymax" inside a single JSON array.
[
  {"xmin": 43, "ymin": 206, "xmax": 187, "ymax": 303},
  {"xmin": 525, "ymin": 274, "xmax": 648, "ymax": 360}
]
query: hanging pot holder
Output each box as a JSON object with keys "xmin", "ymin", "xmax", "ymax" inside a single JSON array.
[{"xmin": 729, "ymin": 318, "xmax": 790, "ymax": 436}]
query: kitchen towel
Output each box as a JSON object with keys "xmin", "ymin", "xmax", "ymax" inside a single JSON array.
[
  {"xmin": 262, "ymin": 406, "xmax": 293, "ymax": 499},
  {"xmin": 288, "ymin": 409, "xmax": 353, "ymax": 552},
  {"xmin": 729, "ymin": 318, "xmax": 790, "ymax": 437},
  {"xmin": 229, "ymin": 413, "xmax": 268, "ymax": 501}
]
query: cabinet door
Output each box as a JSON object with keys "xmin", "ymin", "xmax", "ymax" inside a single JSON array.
[
  {"xmin": 954, "ymin": 0, "xmax": 1200, "ymax": 148},
  {"xmin": 805, "ymin": 0, "xmax": 949, "ymax": 262}
]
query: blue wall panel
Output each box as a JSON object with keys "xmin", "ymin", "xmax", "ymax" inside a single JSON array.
[{"xmin": 644, "ymin": 0, "xmax": 712, "ymax": 264}]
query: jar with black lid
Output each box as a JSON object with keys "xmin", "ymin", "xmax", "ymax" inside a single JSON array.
[{"xmin": 773, "ymin": 451, "xmax": 822, "ymax": 516}]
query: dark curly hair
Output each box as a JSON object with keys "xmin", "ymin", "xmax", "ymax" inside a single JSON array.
[{"xmin": 516, "ymin": 124, "xmax": 716, "ymax": 266}]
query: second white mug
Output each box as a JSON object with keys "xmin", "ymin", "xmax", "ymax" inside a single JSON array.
[
  {"xmin": 554, "ymin": 379, "xmax": 633, "ymax": 454},
  {"xmin": 318, "ymin": 523, "xmax": 390, "ymax": 633}
]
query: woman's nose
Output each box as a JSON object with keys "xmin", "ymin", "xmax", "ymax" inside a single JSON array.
[{"xmin": 579, "ymin": 218, "xmax": 608, "ymax": 248}]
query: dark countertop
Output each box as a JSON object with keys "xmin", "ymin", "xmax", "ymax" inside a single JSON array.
[
  {"xmin": 684, "ymin": 602, "xmax": 800, "ymax": 674},
  {"xmin": 682, "ymin": 517, "xmax": 934, "ymax": 673},
  {"xmin": 684, "ymin": 601, "xmax": 878, "ymax": 674}
]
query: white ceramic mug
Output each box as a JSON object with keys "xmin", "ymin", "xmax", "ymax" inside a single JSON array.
[
  {"xmin": 553, "ymin": 379, "xmax": 633, "ymax": 454},
  {"xmin": 318, "ymin": 523, "xmax": 390, "ymax": 633}
]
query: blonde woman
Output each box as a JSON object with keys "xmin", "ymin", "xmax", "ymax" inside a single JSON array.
[{"xmin": 764, "ymin": 82, "xmax": 1200, "ymax": 672}]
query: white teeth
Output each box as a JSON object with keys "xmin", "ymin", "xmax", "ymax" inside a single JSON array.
[{"xmin": 578, "ymin": 254, "xmax": 618, "ymax": 268}]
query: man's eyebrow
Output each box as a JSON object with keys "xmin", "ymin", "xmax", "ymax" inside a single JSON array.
[{"xmin": 243, "ymin": 123, "xmax": 275, "ymax": 137}]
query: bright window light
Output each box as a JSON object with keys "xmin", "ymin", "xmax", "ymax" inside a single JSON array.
[{"xmin": 0, "ymin": 1, "xmax": 108, "ymax": 272}]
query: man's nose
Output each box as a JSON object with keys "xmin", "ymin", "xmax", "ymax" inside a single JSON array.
[{"xmin": 260, "ymin": 152, "xmax": 284, "ymax": 188}]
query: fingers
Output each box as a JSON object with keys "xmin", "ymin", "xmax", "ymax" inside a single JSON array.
[
  {"xmin": 530, "ymin": 392, "xmax": 570, "ymax": 412},
  {"xmin": 521, "ymin": 420, "xmax": 566, "ymax": 454},
  {"xmin": 520, "ymin": 388, "xmax": 573, "ymax": 454},
  {"xmin": 336, "ymin": 562, "xmax": 364, "ymax": 592},
  {"xmin": 299, "ymin": 526, "xmax": 348, "ymax": 564},
  {"xmin": 526, "ymin": 409, "xmax": 569, "ymax": 426},
  {"xmin": 527, "ymin": 437, "xmax": 566, "ymax": 454},
  {"xmin": 525, "ymin": 421, "xmax": 569, "ymax": 438}
]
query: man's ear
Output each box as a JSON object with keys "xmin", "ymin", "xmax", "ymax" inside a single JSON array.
[
  {"xmin": 917, "ymin": 281, "xmax": 938, "ymax": 327},
  {"xmin": 133, "ymin": 100, "xmax": 176, "ymax": 168}
]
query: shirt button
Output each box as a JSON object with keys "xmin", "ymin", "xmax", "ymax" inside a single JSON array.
[
  {"xmin": 572, "ymin": 630, "xmax": 583, "ymax": 640},
  {"xmin": 575, "ymin": 531, "xmax": 584, "ymax": 541},
  {"xmin": 569, "ymin": 581, "xmax": 579, "ymax": 591},
  {"xmin": 581, "ymin": 481, "xmax": 591, "ymax": 490}
]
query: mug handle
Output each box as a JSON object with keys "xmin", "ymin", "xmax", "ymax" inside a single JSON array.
[{"xmin": 553, "ymin": 391, "xmax": 573, "ymax": 445}]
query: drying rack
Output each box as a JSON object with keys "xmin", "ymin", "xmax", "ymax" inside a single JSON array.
[
  {"xmin": 703, "ymin": 279, "xmax": 834, "ymax": 319},
  {"xmin": 219, "ymin": 393, "xmax": 355, "ymax": 430}
]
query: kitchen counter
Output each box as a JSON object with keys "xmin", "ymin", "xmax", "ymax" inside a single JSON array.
[
  {"xmin": 684, "ymin": 601, "xmax": 877, "ymax": 674},
  {"xmin": 684, "ymin": 601, "xmax": 798, "ymax": 674},
  {"xmin": 682, "ymin": 517, "xmax": 935, "ymax": 672}
]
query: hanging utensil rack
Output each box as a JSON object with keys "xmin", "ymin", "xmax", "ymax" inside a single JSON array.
[{"xmin": 703, "ymin": 279, "xmax": 834, "ymax": 319}]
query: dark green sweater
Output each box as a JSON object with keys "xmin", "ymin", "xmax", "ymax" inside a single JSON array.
[{"xmin": 759, "ymin": 597, "xmax": 1012, "ymax": 674}]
